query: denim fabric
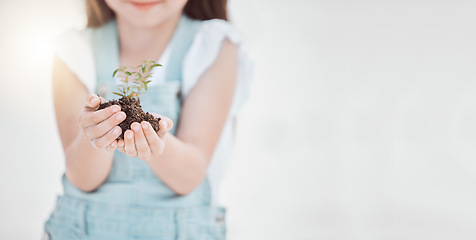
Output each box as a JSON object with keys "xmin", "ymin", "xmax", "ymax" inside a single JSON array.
[
  {"xmin": 44, "ymin": 196, "xmax": 226, "ymax": 240},
  {"xmin": 45, "ymin": 15, "xmax": 227, "ymax": 239}
]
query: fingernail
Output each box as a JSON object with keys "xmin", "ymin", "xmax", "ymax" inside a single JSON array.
[
  {"xmin": 111, "ymin": 142, "xmax": 117, "ymax": 147},
  {"xmin": 113, "ymin": 127, "xmax": 120, "ymax": 134},
  {"xmin": 132, "ymin": 124, "xmax": 140, "ymax": 132},
  {"xmin": 111, "ymin": 106, "xmax": 120, "ymax": 113},
  {"xmin": 141, "ymin": 122, "xmax": 148, "ymax": 129},
  {"xmin": 90, "ymin": 97, "xmax": 98, "ymax": 105},
  {"xmin": 117, "ymin": 112, "xmax": 125, "ymax": 120},
  {"xmin": 162, "ymin": 121, "xmax": 168, "ymax": 129},
  {"xmin": 127, "ymin": 132, "xmax": 133, "ymax": 139}
]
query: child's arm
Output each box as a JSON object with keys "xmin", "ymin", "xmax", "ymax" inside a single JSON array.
[
  {"xmin": 117, "ymin": 40, "xmax": 238, "ymax": 195},
  {"xmin": 53, "ymin": 56, "xmax": 124, "ymax": 192}
]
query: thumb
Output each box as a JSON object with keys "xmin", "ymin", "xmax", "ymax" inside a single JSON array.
[
  {"xmin": 87, "ymin": 94, "xmax": 101, "ymax": 109},
  {"xmin": 150, "ymin": 113, "xmax": 174, "ymax": 132},
  {"xmin": 158, "ymin": 118, "xmax": 174, "ymax": 136}
]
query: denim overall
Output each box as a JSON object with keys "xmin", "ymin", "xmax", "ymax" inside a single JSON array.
[{"xmin": 44, "ymin": 15, "xmax": 226, "ymax": 240}]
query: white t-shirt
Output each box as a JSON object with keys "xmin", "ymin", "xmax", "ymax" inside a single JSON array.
[{"xmin": 54, "ymin": 18, "xmax": 253, "ymax": 205}]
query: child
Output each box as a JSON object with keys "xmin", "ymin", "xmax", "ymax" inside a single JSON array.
[{"xmin": 44, "ymin": 0, "xmax": 252, "ymax": 239}]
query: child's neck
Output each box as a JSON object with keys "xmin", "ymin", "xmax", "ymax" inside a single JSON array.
[{"xmin": 117, "ymin": 13, "xmax": 181, "ymax": 66}]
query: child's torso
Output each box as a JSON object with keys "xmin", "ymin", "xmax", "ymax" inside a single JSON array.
[{"xmin": 62, "ymin": 15, "xmax": 211, "ymax": 209}]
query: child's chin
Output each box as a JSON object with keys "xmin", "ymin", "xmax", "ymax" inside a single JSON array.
[{"xmin": 123, "ymin": 10, "xmax": 173, "ymax": 27}]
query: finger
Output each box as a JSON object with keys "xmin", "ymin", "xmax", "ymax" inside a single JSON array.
[
  {"xmin": 158, "ymin": 119, "xmax": 172, "ymax": 137},
  {"xmin": 150, "ymin": 113, "xmax": 173, "ymax": 127},
  {"xmin": 110, "ymin": 140, "xmax": 117, "ymax": 150},
  {"xmin": 81, "ymin": 105, "xmax": 122, "ymax": 128},
  {"xmin": 105, "ymin": 140, "xmax": 118, "ymax": 152},
  {"xmin": 132, "ymin": 122, "xmax": 151, "ymax": 161},
  {"xmin": 117, "ymin": 145, "xmax": 125, "ymax": 153},
  {"xmin": 87, "ymin": 94, "xmax": 101, "ymax": 109},
  {"xmin": 117, "ymin": 139, "xmax": 125, "ymax": 147},
  {"xmin": 165, "ymin": 118, "xmax": 173, "ymax": 131},
  {"xmin": 149, "ymin": 113, "xmax": 173, "ymax": 133},
  {"xmin": 91, "ymin": 126, "xmax": 121, "ymax": 149},
  {"xmin": 88, "ymin": 111, "xmax": 126, "ymax": 138},
  {"xmin": 116, "ymin": 139, "xmax": 125, "ymax": 153},
  {"xmin": 123, "ymin": 130, "xmax": 137, "ymax": 157},
  {"xmin": 142, "ymin": 121, "xmax": 163, "ymax": 155}
]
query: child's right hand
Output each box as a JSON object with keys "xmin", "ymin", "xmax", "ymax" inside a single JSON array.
[{"xmin": 78, "ymin": 94, "xmax": 126, "ymax": 151}]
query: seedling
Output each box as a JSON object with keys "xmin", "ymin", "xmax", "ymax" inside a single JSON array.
[
  {"xmin": 112, "ymin": 60, "xmax": 162, "ymax": 99},
  {"xmin": 97, "ymin": 60, "xmax": 163, "ymax": 140}
]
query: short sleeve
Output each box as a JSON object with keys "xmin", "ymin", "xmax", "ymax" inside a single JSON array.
[
  {"xmin": 182, "ymin": 19, "xmax": 254, "ymax": 117},
  {"xmin": 54, "ymin": 29, "xmax": 96, "ymax": 93}
]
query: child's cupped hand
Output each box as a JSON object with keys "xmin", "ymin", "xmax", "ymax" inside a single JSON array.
[
  {"xmin": 79, "ymin": 94, "xmax": 126, "ymax": 152},
  {"xmin": 116, "ymin": 113, "xmax": 173, "ymax": 161}
]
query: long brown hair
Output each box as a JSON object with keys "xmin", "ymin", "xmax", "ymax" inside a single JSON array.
[{"xmin": 86, "ymin": 0, "xmax": 228, "ymax": 28}]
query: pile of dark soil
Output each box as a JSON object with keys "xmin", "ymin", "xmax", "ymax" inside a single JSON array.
[{"xmin": 98, "ymin": 96, "xmax": 160, "ymax": 140}]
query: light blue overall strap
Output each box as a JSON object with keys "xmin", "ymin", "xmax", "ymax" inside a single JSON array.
[
  {"xmin": 165, "ymin": 15, "xmax": 203, "ymax": 83},
  {"xmin": 90, "ymin": 20, "xmax": 120, "ymax": 95}
]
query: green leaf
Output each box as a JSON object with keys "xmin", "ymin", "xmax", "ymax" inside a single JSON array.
[
  {"xmin": 148, "ymin": 63, "xmax": 161, "ymax": 72},
  {"xmin": 142, "ymin": 64, "xmax": 146, "ymax": 73},
  {"xmin": 112, "ymin": 92, "xmax": 124, "ymax": 97},
  {"xmin": 112, "ymin": 69, "xmax": 119, "ymax": 77},
  {"xmin": 125, "ymin": 71, "xmax": 132, "ymax": 76}
]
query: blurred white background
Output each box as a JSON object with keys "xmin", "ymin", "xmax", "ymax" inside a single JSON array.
[{"xmin": 1, "ymin": 0, "xmax": 476, "ymax": 239}]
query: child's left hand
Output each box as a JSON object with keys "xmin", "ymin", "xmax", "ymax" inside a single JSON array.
[{"xmin": 116, "ymin": 113, "xmax": 174, "ymax": 161}]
